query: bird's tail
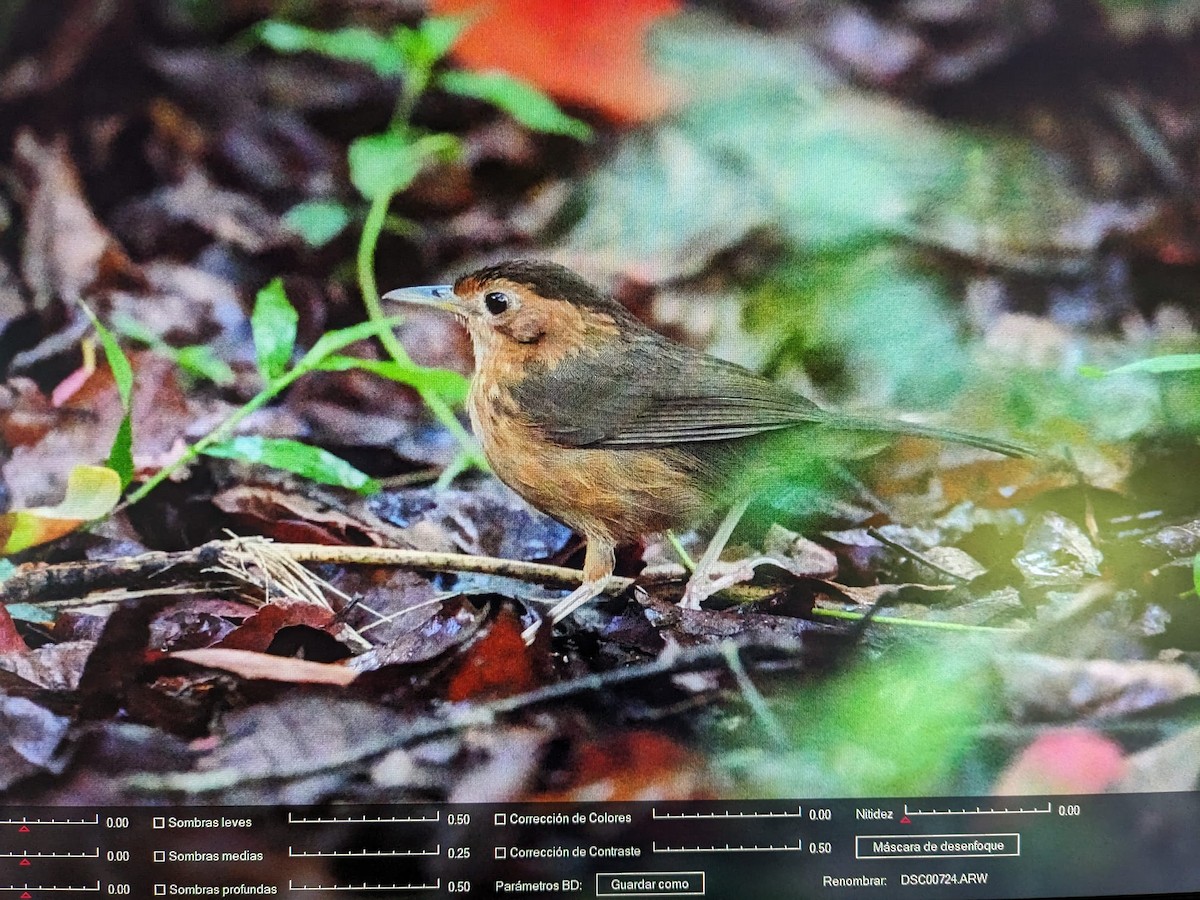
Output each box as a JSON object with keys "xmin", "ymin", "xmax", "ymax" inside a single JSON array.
[{"xmin": 827, "ymin": 415, "xmax": 1038, "ymax": 459}]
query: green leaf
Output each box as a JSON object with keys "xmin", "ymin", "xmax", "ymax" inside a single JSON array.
[
  {"xmin": 748, "ymin": 245, "xmax": 965, "ymax": 407},
  {"xmin": 1193, "ymin": 552, "xmax": 1200, "ymax": 598},
  {"xmin": 251, "ymin": 278, "xmax": 299, "ymax": 381},
  {"xmin": 566, "ymin": 17, "xmax": 1124, "ymax": 278},
  {"xmin": 1108, "ymin": 354, "xmax": 1200, "ymax": 375},
  {"xmin": 107, "ymin": 416, "xmax": 134, "ymax": 489},
  {"xmin": 348, "ymin": 131, "xmax": 458, "ymax": 200},
  {"xmin": 85, "ymin": 311, "xmax": 135, "ymax": 487},
  {"xmin": 175, "ymin": 345, "xmax": 236, "ymax": 387},
  {"xmin": 349, "ymin": 132, "xmax": 424, "ymax": 199},
  {"xmin": 284, "ymin": 199, "xmax": 352, "ymax": 247},
  {"xmin": 731, "ymin": 645, "xmax": 990, "ymax": 797},
  {"xmin": 438, "ymin": 70, "xmax": 592, "ymax": 140},
  {"xmin": 314, "ymin": 354, "xmax": 469, "ymax": 403},
  {"xmin": 93, "ymin": 320, "xmax": 133, "ymax": 407},
  {"xmin": 393, "ymin": 17, "xmax": 464, "ymax": 72},
  {"xmin": 114, "ymin": 315, "xmax": 235, "ymax": 387},
  {"xmin": 112, "ymin": 316, "xmax": 160, "ymax": 347},
  {"xmin": 255, "ymin": 21, "xmax": 405, "ymax": 76},
  {"xmin": 202, "ymin": 436, "xmax": 381, "ymax": 494},
  {"xmin": 299, "ymin": 316, "xmax": 408, "ymax": 370}
]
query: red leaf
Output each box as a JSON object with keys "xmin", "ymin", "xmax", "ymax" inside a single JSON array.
[
  {"xmin": 446, "ymin": 607, "xmax": 541, "ymax": 701},
  {"xmin": 535, "ymin": 730, "xmax": 711, "ymax": 802},
  {"xmin": 993, "ymin": 728, "xmax": 1127, "ymax": 795},
  {"xmin": 432, "ymin": 0, "xmax": 684, "ymax": 124},
  {"xmin": 214, "ymin": 600, "xmax": 336, "ymax": 652},
  {"xmin": 0, "ymin": 605, "xmax": 27, "ymax": 654}
]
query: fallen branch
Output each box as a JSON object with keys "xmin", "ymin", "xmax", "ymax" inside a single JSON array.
[{"xmin": 0, "ymin": 536, "xmax": 634, "ymax": 607}]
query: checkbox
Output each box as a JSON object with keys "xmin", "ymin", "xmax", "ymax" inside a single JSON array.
[
  {"xmin": 494, "ymin": 813, "xmax": 506, "ymax": 825},
  {"xmin": 153, "ymin": 851, "xmax": 166, "ymax": 863},
  {"xmin": 495, "ymin": 847, "xmax": 507, "ymax": 859},
  {"xmin": 152, "ymin": 817, "xmax": 166, "ymax": 829},
  {"xmin": 154, "ymin": 885, "xmax": 166, "ymax": 896}
]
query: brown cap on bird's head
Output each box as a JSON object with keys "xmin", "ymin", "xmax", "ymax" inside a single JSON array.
[
  {"xmin": 383, "ymin": 259, "xmax": 636, "ymax": 355},
  {"xmin": 453, "ymin": 260, "xmax": 630, "ymax": 316}
]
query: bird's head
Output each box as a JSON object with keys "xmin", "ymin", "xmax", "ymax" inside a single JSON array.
[{"xmin": 383, "ymin": 260, "xmax": 633, "ymax": 368}]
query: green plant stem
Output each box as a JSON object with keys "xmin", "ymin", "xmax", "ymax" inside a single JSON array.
[
  {"xmin": 123, "ymin": 369, "xmax": 305, "ymax": 507},
  {"xmin": 667, "ymin": 531, "xmax": 697, "ymax": 572},
  {"xmin": 357, "ymin": 183, "xmax": 486, "ymax": 472},
  {"xmin": 391, "ymin": 65, "xmax": 429, "ymax": 133},
  {"xmin": 811, "ymin": 606, "xmax": 1018, "ymax": 634}
]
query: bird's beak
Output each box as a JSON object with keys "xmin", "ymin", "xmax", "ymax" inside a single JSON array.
[{"xmin": 381, "ymin": 284, "xmax": 462, "ymax": 313}]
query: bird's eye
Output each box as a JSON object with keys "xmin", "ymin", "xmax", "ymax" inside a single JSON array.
[{"xmin": 484, "ymin": 291, "xmax": 509, "ymax": 315}]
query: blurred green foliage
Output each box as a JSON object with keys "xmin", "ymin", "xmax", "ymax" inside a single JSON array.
[
  {"xmin": 563, "ymin": 16, "xmax": 1117, "ymax": 414},
  {"xmin": 726, "ymin": 643, "xmax": 994, "ymax": 797},
  {"xmin": 747, "ymin": 245, "xmax": 964, "ymax": 408}
]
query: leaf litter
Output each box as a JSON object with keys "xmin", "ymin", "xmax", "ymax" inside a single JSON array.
[{"xmin": 0, "ymin": 0, "xmax": 1199, "ymax": 807}]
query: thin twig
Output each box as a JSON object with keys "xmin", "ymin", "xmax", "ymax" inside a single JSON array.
[
  {"xmin": 721, "ymin": 642, "xmax": 790, "ymax": 750},
  {"xmin": 865, "ymin": 526, "xmax": 971, "ymax": 584},
  {"xmin": 0, "ymin": 537, "xmax": 632, "ymax": 608},
  {"xmin": 1101, "ymin": 88, "xmax": 1190, "ymax": 197}
]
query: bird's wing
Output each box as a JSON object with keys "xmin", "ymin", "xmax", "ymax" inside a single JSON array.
[{"xmin": 508, "ymin": 333, "xmax": 826, "ymax": 449}]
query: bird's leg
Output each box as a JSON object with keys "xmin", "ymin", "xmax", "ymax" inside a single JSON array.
[
  {"xmin": 679, "ymin": 496, "xmax": 752, "ymax": 610},
  {"xmin": 521, "ymin": 539, "xmax": 616, "ymax": 644}
]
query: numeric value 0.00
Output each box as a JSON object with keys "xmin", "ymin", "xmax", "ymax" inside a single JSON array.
[
  {"xmin": 1058, "ymin": 805, "xmax": 1081, "ymax": 816},
  {"xmin": 105, "ymin": 851, "xmax": 130, "ymax": 862}
]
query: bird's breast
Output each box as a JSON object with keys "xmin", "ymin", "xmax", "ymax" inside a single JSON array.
[{"xmin": 467, "ymin": 376, "xmax": 708, "ymax": 543}]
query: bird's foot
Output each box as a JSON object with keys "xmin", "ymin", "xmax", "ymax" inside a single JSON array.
[
  {"xmin": 678, "ymin": 575, "xmax": 711, "ymax": 610},
  {"xmin": 521, "ymin": 575, "xmax": 612, "ymax": 645},
  {"xmin": 679, "ymin": 568, "xmax": 737, "ymax": 609}
]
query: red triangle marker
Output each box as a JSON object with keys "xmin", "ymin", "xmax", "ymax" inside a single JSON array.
[
  {"xmin": 18, "ymin": 825, "xmax": 29, "ymax": 832},
  {"xmin": 19, "ymin": 858, "xmax": 30, "ymax": 866},
  {"xmin": 21, "ymin": 892, "xmax": 31, "ymax": 899},
  {"xmin": 900, "ymin": 816, "xmax": 911, "ymax": 824}
]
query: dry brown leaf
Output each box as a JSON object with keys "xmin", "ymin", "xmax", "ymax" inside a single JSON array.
[
  {"xmin": 1113, "ymin": 724, "xmax": 1200, "ymax": 792},
  {"xmin": 0, "ymin": 641, "xmax": 95, "ymax": 691},
  {"xmin": 3, "ymin": 353, "xmax": 211, "ymax": 507},
  {"xmin": 212, "ymin": 485, "xmax": 386, "ymax": 546},
  {"xmin": 999, "ymin": 653, "xmax": 1200, "ymax": 721},
  {"xmin": 170, "ymin": 648, "xmax": 356, "ymax": 686},
  {"xmin": 13, "ymin": 130, "xmax": 143, "ymax": 311}
]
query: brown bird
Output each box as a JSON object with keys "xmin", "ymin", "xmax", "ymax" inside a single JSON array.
[{"xmin": 384, "ymin": 260, "xmax": 1033, "ymax": 639}]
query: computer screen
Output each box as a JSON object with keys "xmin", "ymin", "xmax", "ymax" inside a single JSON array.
[{"xmin": 1, "ymin": 1, "xmax": 1198, "ymax": 898}]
